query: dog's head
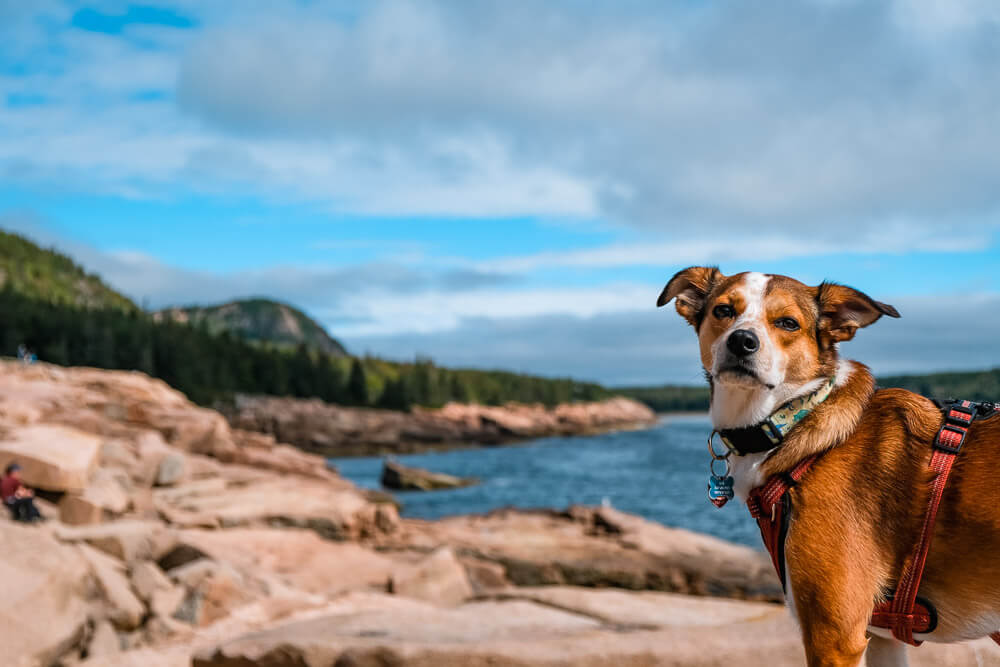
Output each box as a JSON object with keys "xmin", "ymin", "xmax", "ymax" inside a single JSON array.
[{"xmin": 657, "ymin": 267, "xmax": 899, "ymax": 427}]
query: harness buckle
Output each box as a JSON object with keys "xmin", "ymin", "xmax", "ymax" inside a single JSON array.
[
  {"xmin": 934, "ymin": 424, "xmax": 967, "ymax": 454},
  {"xmin": 946, "ymin": 404, "xmax": 975, "ymax": 426}
]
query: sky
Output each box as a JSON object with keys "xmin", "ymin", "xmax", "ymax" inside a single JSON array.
[{"xmin": 3, "ymin": 1, "xmax": 1000, "ymax": 386}]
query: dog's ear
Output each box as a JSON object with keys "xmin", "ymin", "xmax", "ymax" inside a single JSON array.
[
  {"xmin": 657, "ymin": 266, "xmax": 723, "ymax": 327},
  {"xmin": 815, "ymin": 281, "xmax": 900, "ymax": 344}
]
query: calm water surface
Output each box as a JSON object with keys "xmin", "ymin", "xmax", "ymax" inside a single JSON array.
[{"xmin": 330, "ymin": 415, "xmax": 762, "ymax": 548}]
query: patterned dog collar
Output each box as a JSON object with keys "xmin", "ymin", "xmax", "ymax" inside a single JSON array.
[{"xmin": 718, "ymin": 376, "xmax": 836, "ymax": 456}]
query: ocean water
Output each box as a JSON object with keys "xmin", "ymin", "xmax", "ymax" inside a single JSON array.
[{"xmin": 330, "ymin": 414, "xmax": 763, "ymax": 548}]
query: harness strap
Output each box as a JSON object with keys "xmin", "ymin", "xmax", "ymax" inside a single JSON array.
[
  {"xmin": 870, "ymin": 399, "xmax": 974, "ymax": 646},
  {"xmin": 747, "ymin": 454, "xmax": 820, "ymax": 587}
]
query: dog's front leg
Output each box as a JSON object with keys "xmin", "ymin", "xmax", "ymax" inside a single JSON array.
[
  {"xmin": 787, "ymin": 540, "xmax": 881, "ymax": 666},
  {"xmin": 863, "ymin": 634, "xmax": 908, "ymax": 667}
]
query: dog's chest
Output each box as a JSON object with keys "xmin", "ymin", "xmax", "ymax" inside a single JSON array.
[{"xmin": 729, "ymin": 451, "xmax": 769, "ymax": 502}]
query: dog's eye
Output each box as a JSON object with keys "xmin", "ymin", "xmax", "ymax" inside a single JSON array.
[
  {"xmin": 775, "ymin": 317, "xmax": 800, "ymax": 332},
  {"xmin": 712, "ymin": 304, "xmax": 735, "ymax": 319}
]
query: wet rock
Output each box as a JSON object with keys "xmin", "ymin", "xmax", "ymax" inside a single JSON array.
[{"xmin": 381, "ymin": 460, "xmax": 477, "ymax": 491}]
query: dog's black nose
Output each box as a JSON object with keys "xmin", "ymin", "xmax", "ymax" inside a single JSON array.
[{"xmin": 727, "ymin": 329, "xmax": 759, "ymax": 357}]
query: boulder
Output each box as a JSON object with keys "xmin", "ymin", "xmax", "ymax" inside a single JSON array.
[
  {"xmin": 79, "ymin": 647, "xmax": 190, "ymax": 667},
  {"xmin": 381, "ymin": 460, "xmax": 477, "ymax": 491},
  {"xmin": 169, "ymin": 560, "xmax": 253, "ymax": 626},
  {"xmin": 79, "ymin": 545, "xmax": 146, "ymax": 631},
  {"xmin": 151, "ymin": 476, "xmax": 389, "ymax": 541},
  {"xmin": 460, "ymin": 557, "xmax": 509, "ymax": 594},
  {"xmin": 59, "ymin": 468, "xmax": 132, "ymax": 525},
  {"xmin": 130, "ymin": 560, "xmax": 174, "ymax": 604},
  {"xmin": 0, "ymin": 521, "xmax": 90, "ymax": 667},
  {"xmin": 173, "ymin": 528, "xmax": 399, "ymax": 597},
  {"xmin": 155, "ymin": 451, "xmax": 187, "ymax": 486},
  {"xmin": 59, "ymin": 493, "xmax": 104, "ymax": 525},
  {"xmin": 87, "ymin": 619, "xmax": 121, "ymax": 660},
  {"xmin": 388, "ymin": 547, "xmax": 473, "ymax": 606},
  {"xmin": 100, "ymin": 438, "xmax": 139, "ymax": 471},
  {"xmin": 0, "ymin": 424, "xmax": 101, "ymax": 492},
  {"xmin": 150, "ymin": 585, "xmax": 187, "ymax": 619},
  {"xmin": 57, "ymin": 520, "xmax": 176, "ymax": 564}
]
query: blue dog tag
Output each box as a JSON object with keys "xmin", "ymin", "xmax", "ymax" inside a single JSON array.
[{"xmin": 708, "ymin": 475, "xmax": 734, "ymax": 508}]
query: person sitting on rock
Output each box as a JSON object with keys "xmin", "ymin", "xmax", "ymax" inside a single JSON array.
[{"xmin": 1, "ymin": 463, "xmax": 42, "ymax": 522}]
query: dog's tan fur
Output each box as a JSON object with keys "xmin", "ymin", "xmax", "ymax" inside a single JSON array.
[{"xmin": 660, "ymin": 267, "xmax": 1000, "ymax": 667}]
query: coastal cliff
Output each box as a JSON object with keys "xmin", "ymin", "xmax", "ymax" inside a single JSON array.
[
  {"xmin": 0, "ymin": 361, "xmax": 993, "ymax": 667},
  {"xmin": 221, "ymin": 394, "xmax": 657, "ymax": 457}
]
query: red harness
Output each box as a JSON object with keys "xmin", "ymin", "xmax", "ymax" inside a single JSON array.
[{"xmin": 747, "ymin": 399, "xmax": 1000, "ymax": 647}]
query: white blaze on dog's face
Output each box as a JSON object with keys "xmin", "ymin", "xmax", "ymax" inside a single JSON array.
[{"xmin": 657, "ymin": 267, "xmax": 899, "ymax": 429}]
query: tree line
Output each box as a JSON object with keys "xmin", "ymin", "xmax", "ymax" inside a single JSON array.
[{"xmin": 0, "ymin": 287, "xmax": 611, "ymax": 409}]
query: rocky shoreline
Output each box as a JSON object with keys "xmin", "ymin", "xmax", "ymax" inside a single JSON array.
[
  {"xmin": 0, "ymin": 361, "xmax": 996, "ymax": 667},
  {"xmin": 220, "ymin": 393, "xmax": 657, "ymax": 457}
]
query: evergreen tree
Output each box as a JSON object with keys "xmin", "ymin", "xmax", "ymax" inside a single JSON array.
[{"xmin": 346, "ymin": 358, "xmax": 369, "ymax": 405}]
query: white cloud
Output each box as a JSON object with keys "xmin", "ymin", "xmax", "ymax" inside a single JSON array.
[
  {"xmin": 4, "ymin": 1, "xmax": 1000, "ymax": 239},
  {"xmin": 345, "ymin": 292, "xmax": 1000, "ymax": 385},
  {"xmin": 478, "ymin": 222, "xmax": 981, "ymax": 273}
]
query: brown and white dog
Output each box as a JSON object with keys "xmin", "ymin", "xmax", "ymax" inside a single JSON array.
[{"xmin": 658, "ymin": 267, "xmax": 1000, "ymax": 667}]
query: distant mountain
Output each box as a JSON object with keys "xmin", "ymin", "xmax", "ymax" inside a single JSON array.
[
  {"xmin": 155, "ymin": 298, "xmax": 348, "ymax": 357},
  {"xmin": 0, "ymin": 229, "xmax": 138, "ymax": 311}
]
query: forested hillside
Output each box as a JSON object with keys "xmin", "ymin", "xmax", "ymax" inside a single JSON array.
[
  {"xmin": 155, "ymin": 299, "xmax": 348, "ymax": 357},
  {"xmin": 0, "ymin": 287, "xmax": 610, "ymax": 408},
  {"xmin": 0, "ymin": 230, "xmax": 136, "ymax": 311},
  {"xmin": 878, "ymin": 369, "xmax": 1000, "ymax": 402}
]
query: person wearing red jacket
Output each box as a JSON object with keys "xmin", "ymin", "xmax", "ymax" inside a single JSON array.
[{"xmin": 1, "ymin": 463, "xmax": 42, "ymax": 522}]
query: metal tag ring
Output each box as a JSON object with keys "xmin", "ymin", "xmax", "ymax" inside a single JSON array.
[
  {"xmin": 707, "ymin": 431, "xmax": 731, "ymax": 461},
  {"xmin": 710, "ymin": 456, "xmax": 730, "ymax": 478}
]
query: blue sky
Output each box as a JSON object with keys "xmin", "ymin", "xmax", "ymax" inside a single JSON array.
[{"xmin": 3, "ymin": 1, "xmax": 1000, "ymax": 385}]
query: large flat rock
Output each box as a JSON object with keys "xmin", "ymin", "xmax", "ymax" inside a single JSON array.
[
  {"xmin": 175, "ymin": 527, "xmax": 401, "ymax": 597},
  {"xmin": 379, "ymin": 506, "xmax": 782, "ymax": 601},
  {"xmin": 193, "ymin": 590, "xmax": 800, "ymax": 667},
  {"xmin": 0, "ymin": 424, "xmax": 101, "ymax": 492},
  {"xmin": 0, "ymin": 521, "xmax": 91, "ymax": 666},
  {"xmin": 156, "ymin": 476, "xmax": 394, "ymax": 540},
  {"xmin": 192, "ymin": 588, "xmax": 1000, "ymax": 667}
]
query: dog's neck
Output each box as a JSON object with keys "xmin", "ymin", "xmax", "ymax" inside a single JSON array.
[{"xmin": 717, "ymin": 360, "xmax": 875, "ymax": 500}]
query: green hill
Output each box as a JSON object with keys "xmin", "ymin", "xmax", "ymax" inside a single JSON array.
[
  {"xmin": 618, "ymin": 368, "xmax": 1000, "ymax": 413},
  {"xmin": 878, "ymin": 368, "xmax": 1000, "ymax": 402},
  {"xmin": 0, "ymin": 229, "xmax": 137, "ymax": 311},
  {"xmin": 155, "ymin": 299, "xmax": 347, "ymax": 357}
]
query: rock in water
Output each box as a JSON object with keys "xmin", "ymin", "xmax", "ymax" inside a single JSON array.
[{"xmin": 381, "ymin": 460, "xmax": 477, "ymax": 491}]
